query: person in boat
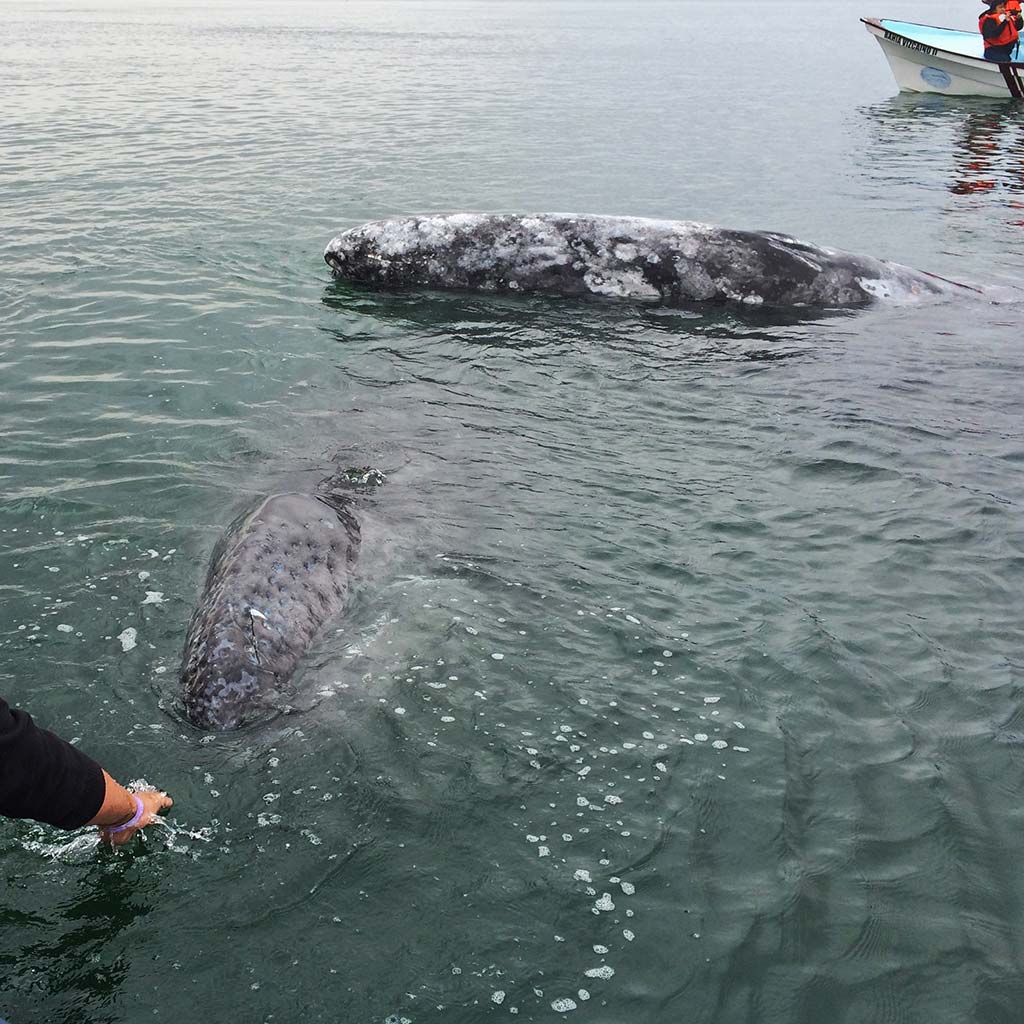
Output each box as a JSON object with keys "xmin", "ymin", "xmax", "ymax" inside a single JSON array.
[
  {"xmin": 0, "ymin": 695, "xmax": 172, "ymax": 845},
  {"xmin": 1004, "ymin": 0, "xmax": 1023, "ymax": 57},
  {"xmin": 980, "ymin": 0, "xmax": 1023, "ymax": 61}
]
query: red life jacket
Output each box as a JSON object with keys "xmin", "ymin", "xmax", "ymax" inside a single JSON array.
[{"xmin": 980, "ymin": 10, "xmax": 1019, "ymax": 48}]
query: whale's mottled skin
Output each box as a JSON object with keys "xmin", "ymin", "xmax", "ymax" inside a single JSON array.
[
  {"xmin": 325, "ymin": 213, "xmax": 974, "ymax": 308},
  {"xmin": 181, "ymin": 493, "xmax": 359, "ymax": 730}
]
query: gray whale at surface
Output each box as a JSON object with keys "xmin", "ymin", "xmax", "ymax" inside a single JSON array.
[
  {"xmin": 180, "ymin": 492, "xmax": 360, "ymax": 730},
  {"xmin": 324, "ymin": 213, "xmax": 979, "ymax": 309}
]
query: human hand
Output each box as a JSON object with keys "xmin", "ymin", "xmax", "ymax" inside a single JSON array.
[{"xmin": 100, "ymin": 789, "xmax": 173, "ymax": 847}]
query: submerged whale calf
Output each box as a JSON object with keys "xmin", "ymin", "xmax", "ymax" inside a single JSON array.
[
  {"xmin": 325, "ymin": 213, "xmax": 976, "ymax": 308},
  {"xmin": 180, "ymin": 493, "xmax": 360, "ymax": 730}
]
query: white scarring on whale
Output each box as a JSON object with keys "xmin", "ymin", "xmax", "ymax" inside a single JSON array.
[
  {"xmin": 324, "ymin": 213, "xmax": 980, "ymax": 308},
  {"xmin": 180, "ymin": 492, "xmax": 360, "ymax": 731}
]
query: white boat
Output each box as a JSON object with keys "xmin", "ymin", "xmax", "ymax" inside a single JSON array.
[{"xmin": 863, "ymin": 17, "xmax": 1024, "ymax": 97}]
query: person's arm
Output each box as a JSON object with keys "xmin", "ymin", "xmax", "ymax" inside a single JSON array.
[
  {"xmin": 0, "ymin": 697, "xmax": 171, "ymax": 846},
  {"xmin": 982, "ymin": 14, "xmax": 1009, "ymax": 38}
]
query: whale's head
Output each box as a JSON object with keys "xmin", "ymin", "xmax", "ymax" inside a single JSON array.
[
  {"xmin": 324, "ymin": 217, "xmax": 458, "ymax": 286},
  {"xmin": 323, "ymin": 240, "xmax": 350, "ymax": 275},
  {"xmin": 324, "ymin": 225, "xmax": 374, "ymax": 280}
]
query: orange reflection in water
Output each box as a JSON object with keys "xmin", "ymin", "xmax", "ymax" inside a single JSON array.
[{"xmin": 950, "ymin": 107, "xmax": 1024, "ymax": 198}]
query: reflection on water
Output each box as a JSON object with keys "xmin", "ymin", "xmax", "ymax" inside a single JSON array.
[
  {"xmin": 319, "ymin": 282, "xmax": 855, "ymax": 364},
  {"xmin": 860, "ymin": 94, "xmax": 1024, "ymax": 245},
  {"xmin": 949, "ymin": 106, "xmax": 1024, "ymax": 210}
]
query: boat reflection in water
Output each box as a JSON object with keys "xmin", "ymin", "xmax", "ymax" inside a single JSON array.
[
  {"xmin": 949, "ymin": 106, "xmax": 1024, "ymax": 204},
  {"xmin": 860, "ymin": 94, "xmax": 1024, "ymax": 221}
]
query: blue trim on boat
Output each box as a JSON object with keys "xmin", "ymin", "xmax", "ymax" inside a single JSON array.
[{"xmin": 879, "ymin": 19, "xmax": 986, "ymax": 59}]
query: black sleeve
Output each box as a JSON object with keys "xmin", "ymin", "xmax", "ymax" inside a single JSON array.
[
  {"xmin": 0, "ymin": 697, "xmax": 106, "ymax": 829},
  {"xmin": 982, "ymin": 15, "xmax": 1006, "ymax": 39}
]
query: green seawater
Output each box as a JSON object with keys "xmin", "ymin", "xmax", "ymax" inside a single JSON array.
[{"xmin": 2, "ymin": 2, "xmax": 1024, "ymax": 1022}]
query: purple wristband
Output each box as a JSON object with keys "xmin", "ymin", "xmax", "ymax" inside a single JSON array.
[{"xmin": 105, "ymin": 794, "xmax": 145, "ymax": 834}]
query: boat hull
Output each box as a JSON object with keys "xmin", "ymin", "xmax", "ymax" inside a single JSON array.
[{"xmin": 864, "ymin": 18, "xmax": 1024, "ymax": 97}]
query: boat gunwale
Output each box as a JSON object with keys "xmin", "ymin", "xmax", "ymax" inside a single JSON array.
[{"xmin": 861, "ymin": 16, "xmax": 1024, "ymax": 70}]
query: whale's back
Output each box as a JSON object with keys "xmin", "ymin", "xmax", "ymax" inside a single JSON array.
[
  {"xmin": 324, "ymin": 213, "xmax": 968, "ymax": 308},
  {"xmin": 181, "ymin": 493, "xmax": 359, "ymax": 730}
]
